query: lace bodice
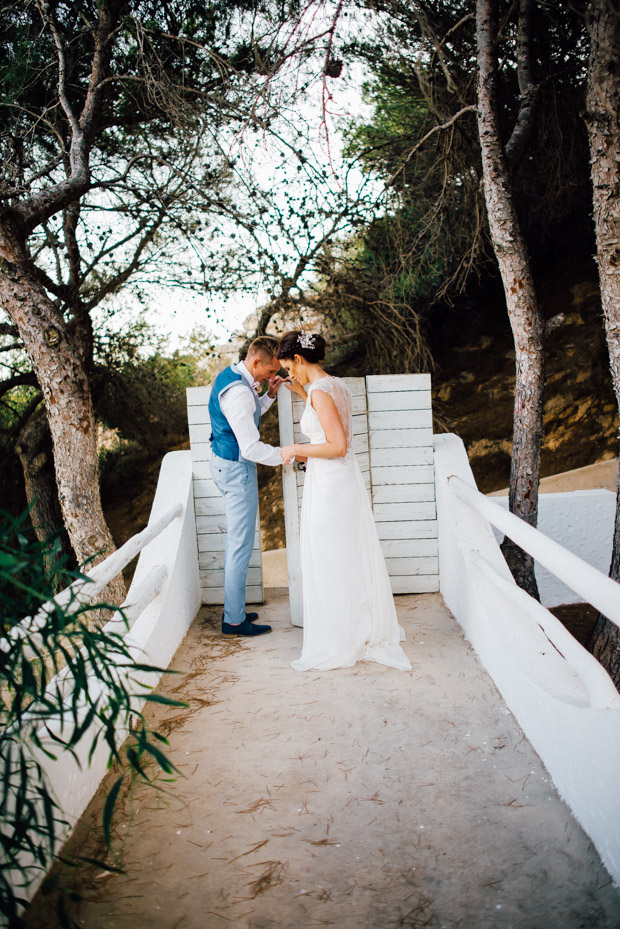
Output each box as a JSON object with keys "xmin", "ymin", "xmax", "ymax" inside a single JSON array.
[{"xmin": 300, "ymin": 376, "xmax": 354, "ymax": 462}]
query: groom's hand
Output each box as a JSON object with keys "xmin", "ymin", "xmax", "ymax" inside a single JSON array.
[{"xmin": 267, "ymin": 374, "xmax": 287, "ymax": 398}]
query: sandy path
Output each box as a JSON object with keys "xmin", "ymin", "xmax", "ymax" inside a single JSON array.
[{"xmin": 29, "ymin": 591, "xmax": 619, "ymax": 929}]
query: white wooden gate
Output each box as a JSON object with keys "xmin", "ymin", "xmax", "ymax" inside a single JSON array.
[
  {"xmin": 186, "ymin": 386, "xmax": 264, "ymax": 605},
  {"xmin": 279, "ymin": 374, "xmax": 438, "ymax": 626}
]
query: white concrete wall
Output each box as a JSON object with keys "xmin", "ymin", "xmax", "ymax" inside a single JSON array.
[
  {"xmin": 435, "ymin": 433, "xmax": 620, "ymax": 886},
  {"xmin": 37, "ymin": 451, "xmax": 201, "ymax": 869},
  {"xmin": 490, "ymin": 490, "xmax": 615, "ymax": 606}
]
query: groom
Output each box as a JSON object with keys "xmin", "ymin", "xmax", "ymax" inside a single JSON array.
[{"xmin": 209, "ymin": 336, "xmax": 285, "ymax": 637}]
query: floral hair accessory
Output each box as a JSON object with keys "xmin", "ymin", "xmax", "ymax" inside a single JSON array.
[{"xmin": 298, "ymin": 331, "xmax": 316, "ymax": 350}]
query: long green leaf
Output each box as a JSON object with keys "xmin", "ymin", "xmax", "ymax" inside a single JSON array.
[
  {"xmin": 141, "ymin": 693, "xmax": 188, "ymax": 708},
  {"xmin": 102, "ymin": 776, "xmax": 124, "ymax": 848}
]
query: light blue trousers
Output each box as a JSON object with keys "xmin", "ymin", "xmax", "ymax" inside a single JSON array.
[{"xmin": 210, "ymin": 453, "xmax": 259, "ymax": 625}]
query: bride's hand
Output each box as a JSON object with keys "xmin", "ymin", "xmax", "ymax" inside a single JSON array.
[
  {"xmin": 280, "ymin": 445, "xmax": 297, "ymax": 466},
  {"xmin": 284, "ymin": 376, "xmax": 306, "ymax": 400}
]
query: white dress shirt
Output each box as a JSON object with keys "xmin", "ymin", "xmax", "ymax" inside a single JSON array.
[{"xmin": 218, "ymin": 361, "xmax": 282, "ymax": 467}]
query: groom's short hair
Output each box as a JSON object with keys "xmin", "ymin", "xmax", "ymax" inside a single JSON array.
[{"xmin": 246, "ymin": 336, "xmax": 279, "ymax": 362}]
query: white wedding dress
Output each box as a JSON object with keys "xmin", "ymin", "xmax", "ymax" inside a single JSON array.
[{"xmin": 292, "ymin": 376, "xmax": 411, "ymax": 672}]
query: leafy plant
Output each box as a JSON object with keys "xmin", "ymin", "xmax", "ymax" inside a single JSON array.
[{"xmin": 0, "ymin": 510, "xmax": 186, "ymax": 927}]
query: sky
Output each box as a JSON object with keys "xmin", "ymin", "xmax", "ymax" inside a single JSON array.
[{"xmin": 103, "ymin": 61, "xmax": 377, "ymax": 353}]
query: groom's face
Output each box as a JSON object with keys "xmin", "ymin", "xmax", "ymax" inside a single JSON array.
[{"xmin": 251, "ymin": 354, "xmax": 281, "ymax": 384}]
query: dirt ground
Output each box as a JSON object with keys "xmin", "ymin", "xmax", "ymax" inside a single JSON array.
[{"xmin": 26, "ymin": 591, "xmax": 620, "ymax": 929}]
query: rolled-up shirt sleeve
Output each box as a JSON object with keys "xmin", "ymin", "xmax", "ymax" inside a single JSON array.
[{"xmin": 219, "ymin": 385, "xmax": 282, "ymax": 467}]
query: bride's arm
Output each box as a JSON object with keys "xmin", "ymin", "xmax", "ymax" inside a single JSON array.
[{"xmin": 281, "ymin": 390, "xmax": 347, "ymax": 464}]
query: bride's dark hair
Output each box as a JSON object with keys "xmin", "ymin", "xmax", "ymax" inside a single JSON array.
[{"xmin": 277, "ymin": 330, "xmax": 326, "ymax": 363}]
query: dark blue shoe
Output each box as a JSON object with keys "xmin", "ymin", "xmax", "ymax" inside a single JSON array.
[
  {"xmin": 221, "ymin": 619, "xmax": 272, "ymax": 637},
  {"xmin": 222, "ymin": 611, "xmax": 260, "ymax": 623}
]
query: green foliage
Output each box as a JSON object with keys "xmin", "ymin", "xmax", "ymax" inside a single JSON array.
[
  {"xmin": 302, "ymin": 0, "xmax": 593, "ymax": 374},
  {"xmin": 0, "ymin": 510, "xmax": 186, "ymax": 926},
  {"xmin": 93, "ymin": 322, "xmax": 217, "ymax": 451}
]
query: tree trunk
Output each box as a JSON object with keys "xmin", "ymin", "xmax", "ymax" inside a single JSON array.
[
  {"xmin": 0, "ymin": 224, "xmax": 125, "ymax": 606},
  {"xmin": 15, "ymin": 404, "xmax": 74, "ymax": 576},
  {"xmin": 16, "ymin": 404, "xmax": 63, "ymax": 541},
  {"xmin": 475, "ymin": 0, "xmax": 544, "ymax": 599},
  {"xmin": 585, "ymin": 0, "xmax": 620, "ymax": 687}
]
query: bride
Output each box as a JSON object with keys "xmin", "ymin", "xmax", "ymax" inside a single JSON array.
[{"xmin": 278, "ymin": 330, "xmax": 411, "ymax": 672}]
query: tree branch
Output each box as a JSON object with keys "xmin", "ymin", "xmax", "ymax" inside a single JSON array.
[
  {"xmin": 388, "ymin": 105, "xmax": 478, "ymax": 187},
  {"xmin": 0, "ymin": 373, "xmax": 38, "ymax": 398},
  {"xmin": 16, "ymin": 0, "xmax": 120, "ymax": 234},
  {"xmin": 505, "ymin": 0, "xmax": 540, "ymax": 169}
]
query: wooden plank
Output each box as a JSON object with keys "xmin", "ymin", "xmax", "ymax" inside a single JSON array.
[
  {"xmin": 187, "ymin": 405, "xmax": 212, "ymax": 426},
  {"xmin": 372, "ymin": 483, "xmax": 435, "ymax": 504},
  {"xmin": 194, "ymin": 496, "xmax": 226, "ymax": 516},
  {"xmin": 352, "ymin": 433, "xmax": 369, "ymax": 455},
  {"xmin": 368, "ymin": 390, "xmax": 431, "ymax": 413},
  {"xmin": 201, "ymin": 584, "xmax": 263, "ymax": 605},
  {"xmin": 371, "ymin": 465, "xmax": 435, "ymax": 485},
  {"xmin": 376, "ymin": 521, "xmax": 437, "ymax": 541},
  {"xmin": 380, "ymin": 539, "xmax": 438, "ymax": 558},
  {"xmin": 191, "ymin": 442, "xmax": 212, "ymax": 463},
  {"xmin": 195, "ymin": 516, "xmax": 227, "ymax": 534},
  {"xmin": 293, "ymin": 396, "xmax": 366, "ymax": 416},
  {"xmin": 370, "ymin": 428, "xmax": 433, "ymax": 449},
  {"xmin": 189, "ymin": 423, "xmax": 212, "ymax": 444},
  {"xmin": 390, "ymin": 575, "xmax": 440, "ymax": 595},
  {"xmin": 374, "ymin": 501, "xmax": 436, "ymax": 521},
  {"xmin": 342, "ymin": 377, "xmax": 366, "ymax": 397},
  {"xmin": 369, "ymin": 409, "xmax": 432, "ymax": 431},
  {"xmin": 366, "ymin": 373, "xmax": 431, "ymax": 393},
  {"xmin": 199, "ymin": 549, "xmax": 262, "ymax": 570},
  {"xmin": 193, "ymin": 478, "xmax": 222, "ymax": 499},
  {"xmin": 385, "ymin": 556, "xmax": 438, "ymax": 576},
  {"xmin": 371, "ymin": 446, "xmax": 433, "ymax": 467},
  {"xmin": 186, "ymin": 386, "xmax": 212, "ymax": 405},
  {"xmin": 192, "ymin": 460, "xmax": 213, "ymax": 480},
  {"xmin": 351, "ymin": 394, "xmax": 367, "ymax": 415},
  {"xmin": 201, "ymin": 566, "xmax": 263, "ymax": 587},
  {"xmin": 196, "ymin": 528, "xmax": 227, "ymax": 547},
  {"xmin": 196, "ymin": 525, "xmax": 261, "ymax": 546}
]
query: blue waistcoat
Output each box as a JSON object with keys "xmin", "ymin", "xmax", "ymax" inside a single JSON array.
[{"xmin": 209, "ymin": 364, "xmax": 261, "ymax": 462}]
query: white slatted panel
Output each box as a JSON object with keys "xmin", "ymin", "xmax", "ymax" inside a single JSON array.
[
  {"xmin": 367, "ymin": 373, "xmax": 439, "ymax": 594},
  {"xmin": 186, "ymin": 385, "xmax": 264, "ymax": 606}
]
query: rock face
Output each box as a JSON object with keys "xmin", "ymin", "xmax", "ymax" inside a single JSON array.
[{"xmin": 430, "ymin": 267, "xmax": 617, "ymax": 494}]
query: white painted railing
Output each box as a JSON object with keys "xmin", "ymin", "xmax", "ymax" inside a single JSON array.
[
  {"xmin": 21, "ymin": 450, "xmax": 201, "ymax": 902},
  {"xmin": 435, "ymin": 433, "xmax": 620, "ymax": 886},
  {"xmin": 3, "ymin": 504, "xmax": 182, "ymax": 658},
  {"xmin": 449, "ymin": 475, "xmax": 620, "ymax": 629}
]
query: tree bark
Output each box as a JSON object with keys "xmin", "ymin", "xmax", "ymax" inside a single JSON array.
[
  {"xmin": 0, "ymin": 221, "xmax": 125, "ymax": 605},
  {"xmin": 14, "ymin": 403, "xmax": 75, "ymax": 577},
  {"xmin": 476, "ymin": 0, "xmax": 544, "ymax": 599},
  {"xmin": 15, "ymin": 404, "xmax": 63, "ymax": 543},
  {"xmin": 585, "ymin": 0, "xmax": 620, "ymax": 687}
]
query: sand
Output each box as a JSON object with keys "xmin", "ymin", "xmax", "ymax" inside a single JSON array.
[{"xmin": 27, "ymin": 590, "xmax": 620, "ymax": 929}]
